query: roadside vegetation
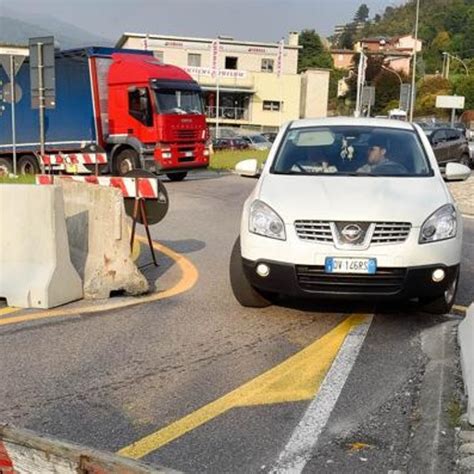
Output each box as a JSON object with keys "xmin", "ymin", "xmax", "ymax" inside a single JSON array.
[
  {"xmin": 0, "ymin": 174, "xmax": 36, "ymax": 184},
  {"xmin": 209, "ymin": 149, "xmax": 269, "ymax": 171}
]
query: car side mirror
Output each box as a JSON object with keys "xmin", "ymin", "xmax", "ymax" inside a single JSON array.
[
  {"xmin": 444, "ymin": 162, "xmax": 471, "ymax": 182},
  {"xmin": 235, "ymin": 159, "xmax": 260, "ymax": 178}
]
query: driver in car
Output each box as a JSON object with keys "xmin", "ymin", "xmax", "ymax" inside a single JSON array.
[{"xmin": 357, "ymin": 136, "xmax": 402, "ymax": 174}]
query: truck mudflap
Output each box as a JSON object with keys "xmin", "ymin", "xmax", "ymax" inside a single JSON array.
[
  {"xmin": 0, "ymin": 424, "xmax": 175, "ymax": 473},
  {"xmin": 39, "ymin": 152, "xmax": 108, "ymax": 174},
  {"xmin": 154, "ymin": 143, "xmax": 210, "ymax": 171}
]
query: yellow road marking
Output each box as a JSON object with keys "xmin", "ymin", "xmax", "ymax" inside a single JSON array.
[
  {"xmin": 0, "ymin": 307, "xmax": 21, "ymax": 317},
  {"xmin": 453, "ymin": 304, "xmax": 468, "ymax": 314},
  {"xmin": 118, "ymin": 314, "xmax": 369, "ymax": 460},
  {"xmin": 131, "ymin": 239, "xmax": 141, "ymax": 262},
  {"xmin": 0, "ymin": 236, "xmax": 198, "ymax": 328}
]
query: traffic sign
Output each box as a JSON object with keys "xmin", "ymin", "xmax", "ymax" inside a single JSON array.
[
  {"xmin": 399, "ymin": 84, "xmax": 412, "ymax": 111},
  {"xmin": 436, "ymin": 95, "xmax": 465, "ymax": 109},
  {"xmin": 361, "ymin": 86, "xmax": 375, "ymax": 107},
  {"xmin": 29, "ymin": 36, "xmax": 56, "ymax": 109}
]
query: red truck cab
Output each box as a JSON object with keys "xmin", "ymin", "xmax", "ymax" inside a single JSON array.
[{"xmin": 106, "ymin": 53, "xmax": 209, "ymax": 180}]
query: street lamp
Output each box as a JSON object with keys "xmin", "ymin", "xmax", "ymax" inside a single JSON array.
[
  {"xmin": 409, "ymin": 0, "xmax": 420, "ymax": 122},
  {"xmin": 443, "ymin": 51, "xmax": 469, "ymax": 78},
  {"xmin": 382, "ymin": 65, "xmax": 403, "ymax": 85}
]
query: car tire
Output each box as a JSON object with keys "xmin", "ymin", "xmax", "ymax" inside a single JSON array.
[
  {"xmin": 166, "ymin": 172, "xmax": 188, "ymax": 182},
  {"xmin": 420, "ymin": 268, "xmax": 459, "ymax": 315},
  {"xmin": 18, "ymin": 155, "xmax": 40, "ymax": 175},
  {"xmin": 114, "ymin": 149, "xmax": 139, "ymax": 176},
  {"xmin": 229, "ymin": 237, "xmax": 273, "ymax": 308},
  {"xmin": 460, "ymin": 153, "xmax": 471, "ymax": 168}
]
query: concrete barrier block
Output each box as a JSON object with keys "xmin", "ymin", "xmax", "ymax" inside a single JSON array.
[
  {"xmin": 59, "ymin": 181, "xmax": 148, "ymax": 299},
  {"xmin": 459, "ymin": 303, "xmax": 474, "ymax": 425},
  {"xmin": 0, "ymin": 185, "xmax": 83, "ymax": 308}
]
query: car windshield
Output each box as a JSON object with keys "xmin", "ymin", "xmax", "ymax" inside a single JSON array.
[
  {"xmin": 154, "ymin": 89, "xmax": 204, "ymax": 115},
  {"xmin": 271, "ymin": 126, "xmax": 433, "ymax": 177},
  {"xmin": 249, "ymin": 135, "xmax": 268, "ymax": 144}
]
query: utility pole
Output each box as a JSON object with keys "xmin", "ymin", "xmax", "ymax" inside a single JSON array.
[{"xmin": 409, "ymin": 0, "xmax": 420, "ymax": 122}]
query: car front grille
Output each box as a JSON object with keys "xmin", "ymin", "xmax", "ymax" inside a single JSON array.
[
  {"xmin": 294, "ymin": 220, "xmax": 411, "ymax": 246},
  {"xmin": 174, "ymin": 129, "xmax": 200, "ymax": 141},
  {"xmin": 296, "ymin": 265, "xmax": 406, "ymax": 295}
]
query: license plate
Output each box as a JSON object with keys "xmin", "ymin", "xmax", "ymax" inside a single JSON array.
[
  {"xmin": 184, "ymin": 151, "xmax": 194, "ymax": 157},
  {"xmin": 325, "ymin": 257, "xmax": 377, "ymax": 274}
]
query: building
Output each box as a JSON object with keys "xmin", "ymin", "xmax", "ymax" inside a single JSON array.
[
  {"xmin": 331, "ymin": 21, "xmax": 366, "ymax": 45},
  {"xmin": 354, "ymin": 35, "xmax": 422, "ymax": 75},
  {"xmin": 116, "ymin": 32, "xmax": 330, "ymax": 132},
  {"xmin": 331, "ymin": 49, "xmax": 356, "ymax": 70}
]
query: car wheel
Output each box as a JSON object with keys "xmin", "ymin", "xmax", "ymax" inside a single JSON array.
[
  {"xmin": 18, "ymin": 155, "xmax": 40, "ymax": 175},
  {"xmin": 166, "ymin": 172, "xmax": 188, "ymax": 182},
  {"xmin": 420, "ymin": 269, "xmax": 459, "ymax": 315},
  {"xmin": 229, "ymin": 237, "xmax": 273, "ymax": 308},
  {"xmin": 114, "ymin": 149, "xmax": 139, "ymax": 176},
  {"xmin": 460, "ymin": 153, "xmax": 471, "ymax": 168}
]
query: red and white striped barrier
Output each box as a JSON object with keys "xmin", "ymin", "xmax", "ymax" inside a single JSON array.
[
  {"xmin": 0, "ymin": 424, "xmax": 165, "ymax": 473},
  {"xmin": 36, "ymin": 175, "xmax": 159, "ymax": 199},
  {"xmin": 40, "ymin": 153, "xmax": 108, "ymax": 166}
]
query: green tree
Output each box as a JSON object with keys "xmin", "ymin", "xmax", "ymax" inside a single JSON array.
[
  {"xmin": 453, "ymin": 75, "xmax": 474, "ymax": 109},
  {"xmin": 355, "ymin": 3, "xmax": 370, "ymax": 22},
  {"xmin": 298, "ymin": 29, "xmax": 333, "ymax": 72},
  {"xmin": 339, "ymin": 24, "xmax": 356, "ymax": 49}
]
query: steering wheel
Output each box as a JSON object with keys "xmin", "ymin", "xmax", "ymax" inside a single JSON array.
[{"xmin": 374, "ymin": 162, "xmax": 408, "ymax": 175}]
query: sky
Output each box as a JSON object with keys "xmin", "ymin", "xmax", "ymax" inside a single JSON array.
[{"xmin": 1, "ymin": 0, "xmax": 406, "ymax": 43}]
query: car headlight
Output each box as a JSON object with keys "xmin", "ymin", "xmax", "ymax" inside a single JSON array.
[
  {"xmin": 249, "ymin": 200, "xmax": 286, "ymax": 240},
  {"xmin": 419, "ymin": 204, "xmax": 457, "ymax": 243}
]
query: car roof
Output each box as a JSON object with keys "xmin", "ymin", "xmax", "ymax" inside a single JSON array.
[{"xmin": 288, "ymin": 117, "xmax": 415, "ymax": 131}]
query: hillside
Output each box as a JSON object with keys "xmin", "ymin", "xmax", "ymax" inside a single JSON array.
[
  {"xmin": 0, "ymin": 12, "xmax": 112, "ymax": 49},
  {"xmin": 362, "ymin": 0, "xmax": 474, "ymax": 73}
]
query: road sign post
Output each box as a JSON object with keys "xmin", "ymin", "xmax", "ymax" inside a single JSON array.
[
  {"xmin": 29, "ymin": 36, "xmax": 56, "ymax": 174},
  {"xmin": 0, "ymin": 46, "xmax": 28, "ymax": 175},
  {"xmin": 399, "ymin": 84, "xmax": 412, "ymax": 112},
  {"xmin": 361, "ymin": 86, "xmax": 375, "ymax": 117}
]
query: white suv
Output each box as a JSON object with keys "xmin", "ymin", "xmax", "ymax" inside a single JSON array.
[{"xmin": 230, "ymin": 118, "xmax": 471, "ymax": 314}]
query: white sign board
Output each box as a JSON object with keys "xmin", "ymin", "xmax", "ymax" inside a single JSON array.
[
  {"xmin": 185, "ymin": 66, "xmax": 247, "ymax": 79},
  {"xmin": 436, "ymin": 95, "xmax": 465, "ymax": 109}
]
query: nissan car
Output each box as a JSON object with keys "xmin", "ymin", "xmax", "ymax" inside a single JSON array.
[{"xmin": 230, "ymin": 118, "xmax": 471, "ymax": 314}]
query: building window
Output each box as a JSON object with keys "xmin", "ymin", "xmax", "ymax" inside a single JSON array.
[
  {"xmin": 153, "ymin": 50, "xmax": 164, "ymax": 62},
  {"xmin": 188, "ymin": 53, "xmax": 201, "ymax": 67},
  {"xmin": 263, "ymin": 100, "xmax": 281, "ymax": 111},
  {"xmin": 225, "ymin": 56, "xmax": 238, "ymax": 70},
  {"xmin": 261, "ymin": 58, "xmax": 274, "ymax": 72}
]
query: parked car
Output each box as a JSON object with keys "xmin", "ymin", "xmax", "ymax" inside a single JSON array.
[
  {"xmin": 261, "ymin": 132, "xmax": 278, "ymax": 143},
  {"xmin": 424, "ymin": 127, "xmax": 471, "ymax": 168},
  {"xmin": 240, "ymin": 134, "xmax": 273, "ymax": 150},
  {"xmin": 212, "ymin": 138, "xmax": 249, "ymax": 151},
  {"xmin": 230, "ymin": 118, "xmax": 471, "ymax": 314}
]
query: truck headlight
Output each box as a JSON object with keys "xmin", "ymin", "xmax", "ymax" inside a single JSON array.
[
  {"xmin": 419, "ymin": 204, "xmax": 457, "ymax": 243},
  {"xmin": 249, "ymin": 200, "xmax": 286, "ymax": 241}
]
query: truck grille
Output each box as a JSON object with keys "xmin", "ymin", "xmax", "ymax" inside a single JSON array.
[
  {"xmin": 175, "ymin": 129, "xmax": 200, "ymax": 141},
  {"xmin": 296, "ymin": 265, "xmax": 406, "ymax": 295},
  {"xmin": 294, "ymin": 221, "xmax": 411, "ymax": 246}
]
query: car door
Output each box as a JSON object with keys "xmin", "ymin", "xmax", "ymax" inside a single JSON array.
[
  {"xmin": 430, "ymin": 129, "xmax": 449, "ymax": 164},
  {"xmin": 445, "ymin": 128, "xmax": 460, "ymax": 162}
]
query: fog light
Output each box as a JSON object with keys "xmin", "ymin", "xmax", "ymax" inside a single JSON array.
[
  {"xmin": 256, "ymin": 263, "xmax": 270, "ymax": 277},
  {"xmin": 432, "ymin": 269, "xmax": 445, "ymax": 282}
]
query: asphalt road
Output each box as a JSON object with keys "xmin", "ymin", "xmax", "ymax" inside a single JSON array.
[{"xmin": 0, "ymin": 174, "xmax": 472, "ymax": 473}]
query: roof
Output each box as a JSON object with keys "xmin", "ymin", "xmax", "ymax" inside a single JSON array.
[
  {"xmin": 116, "ymin": 32, "xmax": 301, "ymax": 50},
  {"xmin": 288, "ymin": 117, "xmax": 414, "ymax": 130}
]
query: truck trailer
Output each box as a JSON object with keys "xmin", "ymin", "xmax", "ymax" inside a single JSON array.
[{"xmin": 0, "ymin": 47, "xmax": 210, "ymax": 180}]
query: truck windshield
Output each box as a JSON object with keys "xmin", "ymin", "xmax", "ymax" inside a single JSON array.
[{"xmin": 154, "ymin": 89, "xmax": 204, "ymax": 115}]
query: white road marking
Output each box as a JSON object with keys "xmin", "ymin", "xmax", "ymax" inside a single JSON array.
[{"xmin": 271, "ymin": 315, "xmax": 374, "ymax": 474}]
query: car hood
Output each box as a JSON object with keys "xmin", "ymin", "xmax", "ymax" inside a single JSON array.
[{"xmin": 258, "ymin": 174, "xmax": 450, "ymax": 227}]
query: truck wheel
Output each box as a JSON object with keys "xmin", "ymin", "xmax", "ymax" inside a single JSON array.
[
  {"xmin": 166, "ymin": 172, "xmax": 188, "ymax": 182},
  {"xmin": 0, "ymin": 157, "xmax": 12, "ymax": 176},
  {"xmin": 420, "ymin": 269, "xmax": 459, "ymax": 315},
  {"xmin": 115, "ymin": 149, "xmax": 139, "ymax": 176},
  {"xmin": 18, "ymin": 155, "xmax": 40, "ymax": 175},
  {"xmin": 229, "ymin": 237, "xmax": 273, "ymax": 308}
]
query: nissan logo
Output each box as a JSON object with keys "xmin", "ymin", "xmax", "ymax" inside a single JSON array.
[{"xmin": 341, "ymin": 224, "xmax": 362, "ymax": 242}]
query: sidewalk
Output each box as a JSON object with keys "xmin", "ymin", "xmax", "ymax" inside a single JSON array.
[{"xmin": 449, "ymin": 176, "xmax": 474, "ymax": 216}]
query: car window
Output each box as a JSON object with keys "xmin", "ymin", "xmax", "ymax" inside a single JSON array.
[
  {"xmin": 250, "ymin": 135, "xmax": 267, "ymax": 144},
  {"xmin": 271, "ymin": 126, "xmax": 433, "ymax": 177},
  {"xmin": 446, "ymin": 129, "xmax": 459, "ymax": 141},
  {"xmin": 434, "ymin": 130, "xmax": 447, "ymax": 142}
]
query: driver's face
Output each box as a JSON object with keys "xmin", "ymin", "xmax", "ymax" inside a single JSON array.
[{"xmin": 368, "ymin": 146, "xmax": 386, "ymax": 164}]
